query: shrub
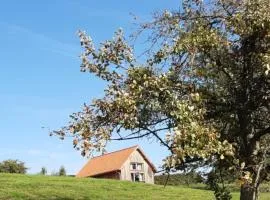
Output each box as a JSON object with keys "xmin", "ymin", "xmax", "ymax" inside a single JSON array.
[{"xmin": 0, "ymin": 159, "xmax": 27, "ymax": 174}]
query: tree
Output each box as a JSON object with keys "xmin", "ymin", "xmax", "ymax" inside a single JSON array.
[
  {"xmin": 52, "ymin": 0, "xmax": 269, "ymax": 199},
  {"xmin": 50, "ymin": 171, "xmax": 59, "ymax": 176},
  {"xmin": 59, "ymin": 166, "xmax": 66, "ymax": 176},
  {"xmin": 0, "ymin": 159, "xmax": 27, "ymax": 174},
  {"xmin": 40, "ymin": 167, "xmax": 47, "ymax": 175}
]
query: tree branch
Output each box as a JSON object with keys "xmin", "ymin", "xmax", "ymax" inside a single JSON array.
[
  {"xmin": 110, "ymin": 132, "xmax": 151, "ymax": 141},
  {"xmin": 144, "ymin": 127, "xmax": 172, "ymax": 152}
]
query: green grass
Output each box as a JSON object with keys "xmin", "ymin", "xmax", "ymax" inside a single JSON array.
[{"xmin": 0, "ymin": 174, "xmax": 269, "ymax": 200}]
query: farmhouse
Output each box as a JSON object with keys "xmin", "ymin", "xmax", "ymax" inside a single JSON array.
[{"xmin": 76, "ymin": 145, "xmax": 157, "ymax": 184}]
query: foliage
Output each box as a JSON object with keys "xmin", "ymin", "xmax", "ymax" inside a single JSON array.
[
  {"xmin": 205, "ymin": 170, "xmax": 232, "ymax": 200},
  {"xmin": 53, "ymin": 0, "xmax": 270, "ymax": 199},
  {"xmin": 0, "ymin": 159, "xmax": 27, "ymax": 174},
  {"xmin": 213, "ymin": 185, "xmax": 232, "ymax": 200},
  {"xmin": 1, "ymin": 173, "xmax": 270, "ymax": 200},
  {"xmin": 59, "ymin": 166, "xmax": 66, "ymax": 176},
  {"xmin": 40, "ymin": 167, "xmax": 47, "ymax": 175},
  {"xmin": 155, "ymin": 170, "xmax": 204, "ymax": 186}
]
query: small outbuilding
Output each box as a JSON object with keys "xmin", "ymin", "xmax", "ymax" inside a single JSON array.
[{"xmin": 76, "ymin": 145, "xmax": 156, "ymax": 184}]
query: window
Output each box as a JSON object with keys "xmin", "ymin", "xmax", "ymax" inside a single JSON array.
[
  {"xmin": 130, "ymin": 163, "xmax": 143, "ymax": 171},
  {"xmin": 131, "ymin": 172, "xmax": 144, "ymax": 182},
  {"xmin": 131, "ymin": 163, "xmax": 136, "ymax": 170},
  {"xmin": 137, "ymin": 163, "xmax": 142, "ymax": 170}
]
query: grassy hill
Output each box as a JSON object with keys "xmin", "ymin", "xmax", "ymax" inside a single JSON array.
[{"xmin": 0, "ymin": 174, "xmax": 269, "ymax": 200}]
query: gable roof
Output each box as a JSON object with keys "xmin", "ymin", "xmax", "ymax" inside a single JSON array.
[{"xmin": 76, "ymin": 145, "xmax": 156, "ymax": 178}]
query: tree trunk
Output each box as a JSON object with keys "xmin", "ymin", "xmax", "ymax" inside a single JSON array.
[
  {"xmin": 240, "ymin": 184, "xmax": 259, "ymax": 200},
  {"xmin": 240, "ymin": 155, "xmax": 264, "ymax": 200}
]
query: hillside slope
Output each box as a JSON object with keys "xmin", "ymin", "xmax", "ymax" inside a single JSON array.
[{"xmin": 0, "ymin": 174, "xmax": 269, "ymax": 200}]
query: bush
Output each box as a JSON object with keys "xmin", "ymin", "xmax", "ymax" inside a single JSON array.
[{"xmin": 0, "ymin": 159, "xmax": 27, "ymax": 174}]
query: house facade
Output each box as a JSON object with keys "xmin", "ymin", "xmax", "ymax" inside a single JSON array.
[{"xmin": 76, "ymin": 145, "xmax": 156, "ymax": 184}]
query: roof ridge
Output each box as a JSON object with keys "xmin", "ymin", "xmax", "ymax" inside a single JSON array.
[{"xmin": 91, "ymin": 145, "xmax": 138, "ymax": 159}]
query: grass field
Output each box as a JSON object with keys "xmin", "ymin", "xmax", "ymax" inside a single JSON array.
[{"xmin": 0, "ymin": 174, "xmax": 269, "ymax": 200}]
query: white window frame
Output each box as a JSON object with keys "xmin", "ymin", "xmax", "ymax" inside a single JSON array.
[{"xmin": 130, "ymin": 162, "xmax": 143, "ymax": 171}]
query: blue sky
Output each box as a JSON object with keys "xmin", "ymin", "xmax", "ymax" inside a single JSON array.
[{"xmin": 0, "ymin": 0, "xmax": 180, "ymax": 174}]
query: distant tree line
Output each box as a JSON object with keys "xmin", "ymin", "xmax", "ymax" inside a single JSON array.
[
  {"xmin": 155, "ymin": 170, "xmax": 204, "ymax": 186},
  {"xmin": 0, "ymin": 159, "xmax": 68, "ymax": 176},
  {"xmin": 155, "ymin": 169, "xmax": 240, "ymax": 187},
  {"xmin": 42, "ymin": 166, "xmax": 67, "ymax": 176}
]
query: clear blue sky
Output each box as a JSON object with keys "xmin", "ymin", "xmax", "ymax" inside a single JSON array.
[{"xmin": 0, "ymin": 0, "xmax": 180, "ymax": 174}]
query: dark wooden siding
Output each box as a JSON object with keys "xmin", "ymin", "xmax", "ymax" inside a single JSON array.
[{"xmin": 93, "ymin": 171, "xmax": 121, "ymax": 180}]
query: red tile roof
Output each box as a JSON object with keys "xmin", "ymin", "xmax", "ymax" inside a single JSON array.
[{"xmin": 76, "ymin": 145, "xmax": 156, "ymax": 178}]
